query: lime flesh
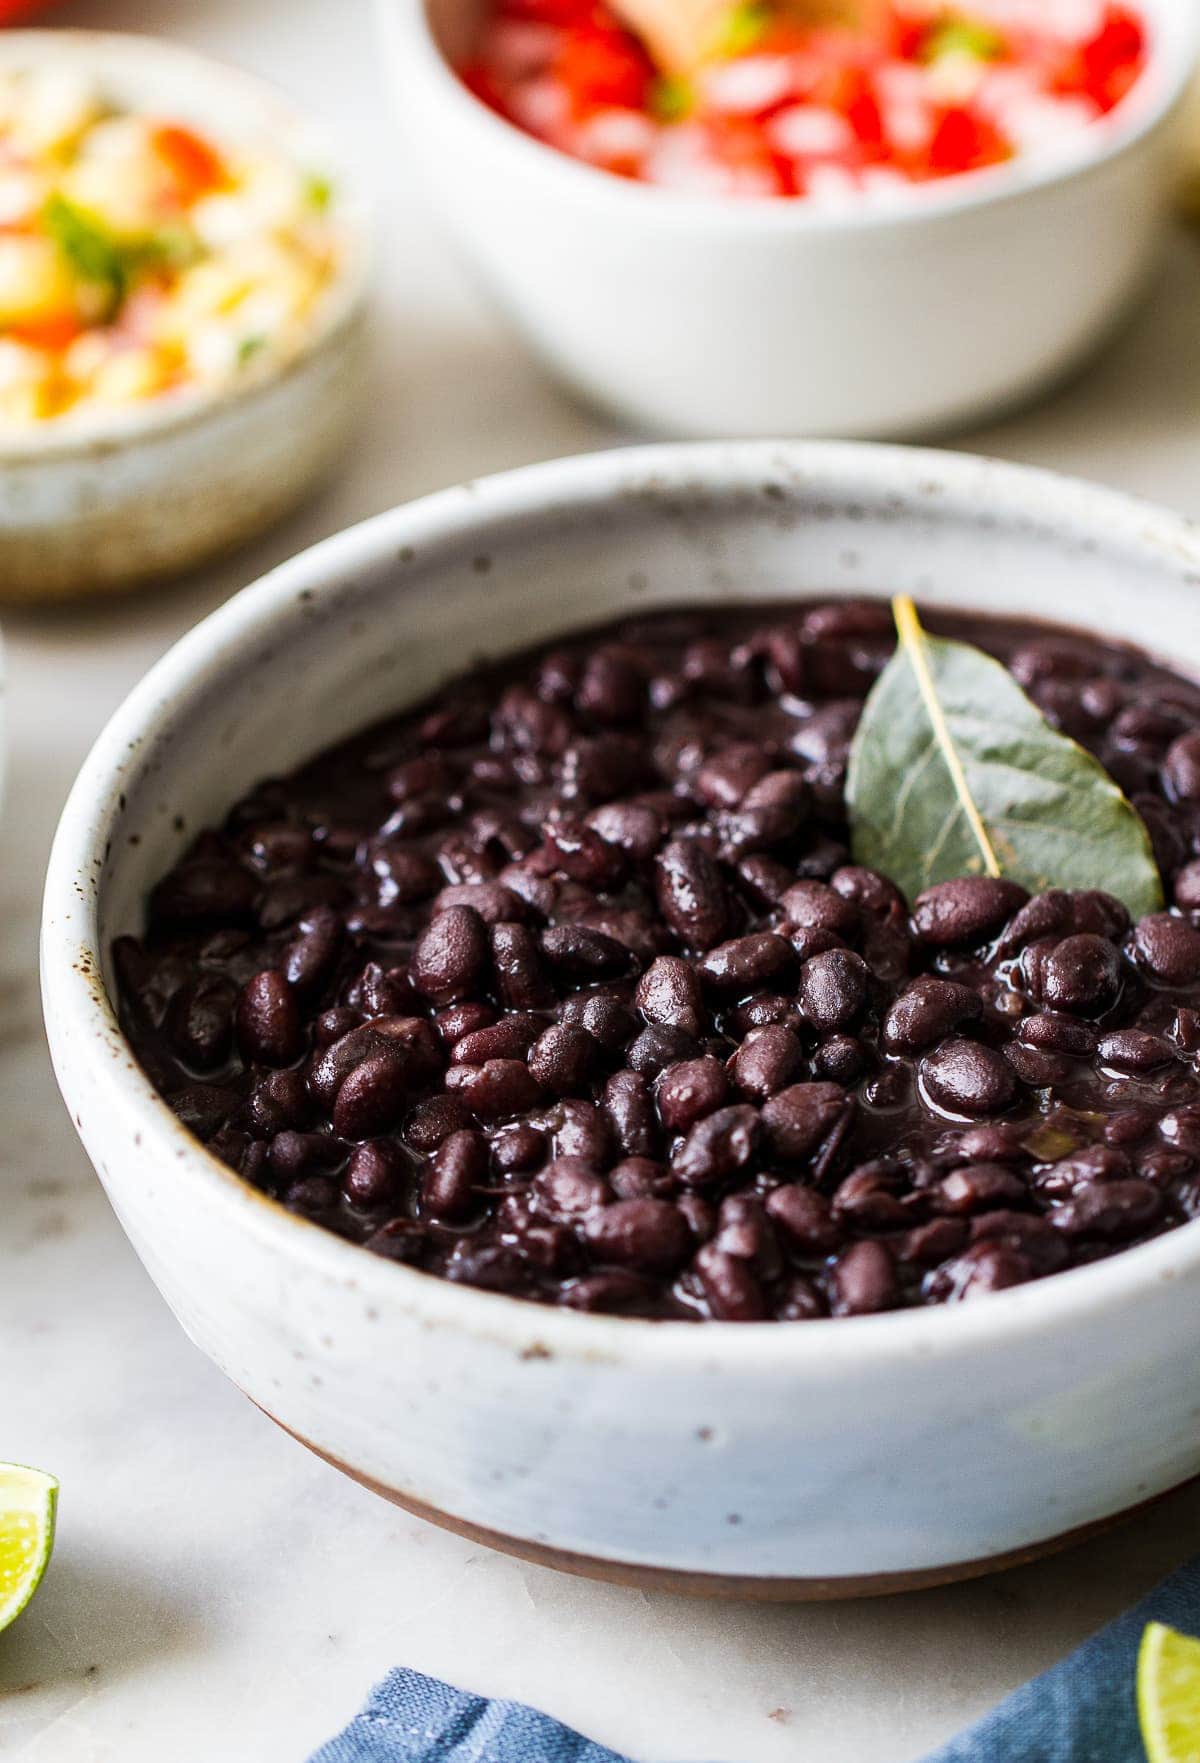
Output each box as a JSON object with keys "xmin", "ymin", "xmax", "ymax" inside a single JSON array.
[
  {"xmin": 0, "ymin": 1464, "xmax": 57, "ymax": 1634},
  {"xmin": 1138, "ymin": 1622, "xmax": 1200, "ymax": 1763}
]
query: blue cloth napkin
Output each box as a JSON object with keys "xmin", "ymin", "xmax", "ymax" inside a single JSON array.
[{"xmin": 308, "ymin": 1557, "xmax": 1200, "ymax": 1763}]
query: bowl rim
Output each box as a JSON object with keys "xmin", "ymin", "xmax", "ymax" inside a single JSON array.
[
  {"xmin": 41, "ymin": 437, "xmax": 1200, "ymax": 1372},
  {"xmin": 376, "ymin": 0, "xmax": 1200, "ymax": 233},
  {"xmin": 0, "ymin": 28, "xmax": 371, "ymax": 464}
]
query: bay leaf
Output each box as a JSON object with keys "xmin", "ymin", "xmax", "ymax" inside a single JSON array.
[{"xmin": 844, "ymin": 596, "xmax": 1164, "ymax": 919}]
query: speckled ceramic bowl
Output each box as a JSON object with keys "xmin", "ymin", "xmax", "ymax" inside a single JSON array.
[
  {"xmin": 42, "ymin": 442, "xmax": 1200, "ymax": 1597},
  {"xmin": 0, "ymin": 31, "xmax": 370, "ymax": 603}
]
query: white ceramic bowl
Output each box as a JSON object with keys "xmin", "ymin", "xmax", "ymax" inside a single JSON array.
[
  {"xmin": 0, "ymin": 31, "xmax": 370, "ymax": 603},
  {"xmin": 376, "ymin": 0, "xmax": 1198, "ymax": 439},
  {"xmin": 42, "ymin": 441, "xmax": 1200, "ymax": 1597}
]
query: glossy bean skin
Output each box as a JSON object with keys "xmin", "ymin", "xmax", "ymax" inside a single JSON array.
[{"xmin": 120, "ymin": 601, "xmax": 1200, "ymax": 1319}]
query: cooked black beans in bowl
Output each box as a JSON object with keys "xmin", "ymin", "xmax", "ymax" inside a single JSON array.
[{"xmin": 114, "ymin": 600, "xmax": 1200, "ymax": 1320}]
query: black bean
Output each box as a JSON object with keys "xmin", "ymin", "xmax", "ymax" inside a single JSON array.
[
  {"xmin": 1018, "ymin": 1012, "xmax": 1098, "ymax": 1057},
  {"xmin": 560, "ymin": 989, "xmax": 638, "ymax": 1052},
  {"xmin": 657, "ymin": 1057, "xmax": 730, "ymax": 1132},
  {"xmin": 343, "ymin": 1141, "xmax": 405, "ymax": 1210},
  {"xmin": 528, "ymin": 1024, "xmax": 597, "ymax": 1095},
  {"xmin": 434, "ymin": 882, "xmax": 528, "ymax": 924},
  {"xmin": 603, "ymin": 1069, "xmax": 659, "ymax": 1157},
  {"xmin": 693, "ymin": 1244, "xmax": 766, "ymax": 1320},
  {"xmin": 451, "ymin": 1016, "xmax": 540, "ymax": 1065},
  {"xmin": 1048, "ymin": 1179, "xmax": 1162, "ymax": 1241},
  {"xmin": 247, "ymin": 1069, "xmax": 311, "ymax": 1136},
  {"xmin": 761, "ymin": 1083, "xmax": 853, "ymax": 1164},
  {"xmin": 1129, "ymin": 915, "xmax": 1200, "ymax": 986},
  {"xmin": 491, "ymin": 1122, "xmax": 548, "ymax": 1174},
  {"xmin": 1034, "ymin": 935, "xmax": 1122, "ymax": 1016},
  {"xmin": 812, "ymin": 1036, "xmax": 868, "ymax": 1084},
  {"xmin": 1164, "ymin": 731, "xmax": 1200, "ymax": 803},
  {"xmin": 549, "ymin": 1099, "xmax": 614, "ymax": 1167},
  {"xmin": 490, "ymin": 922, "xmax": 557, "ymax": 1010},
  {"xmin": 540, "ymin": 924, "xmax": 632, "ymax": 981},
  {"xmin": 937, "ymin": 1164, "xmax": 1028, "ymax": 1214},
  {"xmin": 635, "ymin": 955, "xmax": 703, "ymax": 1035},
  {"xmin": 403, "ymin": 1093, "xmax": 475, "ymax": 1151},
  {"xmin": 422, "ymin": 1129, "xmax": 487, "ymax": 1221},
  {"xmin": 585, "ymin": 1199, "xmax": 691, "ymax": 1273},
  {"xmin": 797, "ymin": 949, "xmax": 869, "ymax": 1034},
  {"xmin": 171, "ymin": 1083, "xmax": 239, "ymax": 1141},
  {"xmin": 150, "ymin": 860, "xmax": 258, "ymax": 929},
  {"xmin": 609, "ymin": 1156, "xmax": 673, "ymax": 1199},
  {"xmin": 698, "ymin": 932, "xmax": 794, "ymax": 995},
  {"xmin": 831, "ymin": 865, "xmax": 906, "ymax": 928},
  {"xmin": 444, "ymin": 1058, "xmax": 542, "ymax": 1121},
  {"xmin": 585, "ymin": 801, "xmax": 664, "ymax": 860},
  {"xmin": 830, "ymin": 1241, "xmax": 898, "ymax": 1315},
  {"xmin": 881, "ymin": 977, "xmax": 982, "ymax": 1055},
  {"xmin": 410, "ymin": 905, "xmax": 488, "ymax": 1004},
  {"xmin": 912, "ymin": 877, "xmax": 1028, "ymax": 947},
  {"xmin": 655, "ymin": 839, "xmax": 729, "ymax": 951},
  {"xmin": 282, "ymin": 906, "xmax": 343, "ymax": 996},
  {"xmin": 269, "ymin": 1131, "xmax": 343, "ymax": 1183},
  {"xmin": 166, "ymin": 973, "xmax": 236, "ymax": 1070},
  {"xmin": 695, "ymin": 743, "xmax": 769, "ymax": 808},
  {"xmin": 672, "ymin": 1104, "xmax": 760, "ymax": 1187},
  {"xmin": 332, "ymin": 1051, "xmax": 413, "ymax": 1140},
  {"xmin": 832, "ymin": 1163, "xmax": 908, "ymax": 1229},
  {"xmin": 728, "ymin": 1026, "xmax": 804, "ymax": 1100},
  {"xmin": 236, "ymin": 971, "xmax": 303, "ymax": 1067},
  {"xmin": 1097, "ymin": 1030, "xmax": 1175, "ymax": 1074},
  {"xmin": 920, "ymin": 1039, "xmax": 1017, "ymax": 1118},
  {"xmin": 1174, "ymin": 861, "xmax": 1200, "ymax": 911},
  {"xmin": 364, "ymin": 1219, "xmax": 427, "ymax": 1264},
  {"xmin": 764, "ymin": 1183, "xmax": 841, "ymax": 1255},
  {"xmin": 534, "ymin": 1158, "xmax": 610, "ymax": 1219},
  {"xmin": 626, "ymin": 1024, "xmax": 701, "ymax": 1076},
  {"xmin": 779, "ymin": 880, "xmax": 860, "ymax": 939}
]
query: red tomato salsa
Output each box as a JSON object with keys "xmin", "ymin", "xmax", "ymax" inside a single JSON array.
[{"xmin": 459, "ymin": 1, "xmax": 1149, "ymax": 200}]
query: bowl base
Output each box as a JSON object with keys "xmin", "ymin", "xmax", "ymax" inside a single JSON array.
[{"xmin": 272, "ymin": 1413, "xmax": 1192, "ymax": 1602}]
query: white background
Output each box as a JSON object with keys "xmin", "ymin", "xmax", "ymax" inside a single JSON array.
[{"xmin": 4, "ymin": 1, "xmax": 1200, "ymax": 1758}]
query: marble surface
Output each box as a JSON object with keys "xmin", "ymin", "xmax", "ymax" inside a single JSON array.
[{"xmin": 3, "ymin": 2, "xmax": 1200, "ymax": 1758}]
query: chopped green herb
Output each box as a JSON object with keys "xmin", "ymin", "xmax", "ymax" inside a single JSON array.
[
  {"xmin": 710, "ymin": 0, "xmax": 772, "ymax": 57},
  {"xmin": 303, "ymin": 171, "xmax": 334, "ymax": 212},
  {"xmin": 42, "ymin": 196, "xmax": 199, "ymax": 319},
  {"xmin": 920, "ymin": 15, "xmax": 1007, "ymax": 62},
  {"xmin": 237, "ymin": 334, "xmax": 267, "ymax": 366},
  {"xmin": 42, "ymin": 194, "xmax": 128, "ymax": 309},
  {"xmin": 650, "ymin": 74, "xmax": 696, "ymax": 122}
]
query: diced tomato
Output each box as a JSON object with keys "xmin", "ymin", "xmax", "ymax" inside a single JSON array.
[
  {"xmin": 553, "ymin": 28, "xmax": 651, "ymax": 114},
  {"xmin": 927, "ymin": 104, "xmax": 1009, "ymax": 174},
  {"xmin": 460, "ymin": 60, "xmax": 508, "ymax": 112},
  {"xmin": 842, "ymin": 71, "xmax": 885, "ymax": 154},
  {"xmin": 152, "ymin": 124, "xmax": 226, "ymax": 204},
  {"xmin": 704, "ymin": 114, "xmax": 790, "ymax": 193},
  {"xmin": 6, "ymin": 312, "xmax": 82, "ymax": 351},
  {"xmin": 466, "ymin": 0, "xmax": 1145, "ymax": 199},
  {"xmin": 1081, "ymin": 6, "xmax": 1145, "ymax": 110}
]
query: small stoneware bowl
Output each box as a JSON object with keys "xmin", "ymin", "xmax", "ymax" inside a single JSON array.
[
  {"xmin": 375, "ymin": 0, "xmax": 1198, "ymax": 439},
  {"xmin": 0, "ymin": 31, "xmax": 370, "ymax": 603},
  {"xmin": 42, "ymin": 441, "xmax": 1200, "ymax": 1598}
]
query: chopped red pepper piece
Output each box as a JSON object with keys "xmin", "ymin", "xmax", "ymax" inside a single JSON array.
[
  {"xmin": 152, "ymin": 124, "xmax": 226, "ymax": 204},
  {"xmin": 554, "ymin": 28, "xmax": 652, "ymax": 113}
]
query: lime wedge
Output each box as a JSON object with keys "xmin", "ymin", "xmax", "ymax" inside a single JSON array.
[
  {"xmin": 0, "ymin": 1464, "xmax": 57, "ymax": 1634},
  {"xmin": 1138, "ymin": 1622, "xmax": 1200, "ymax": 1763}
]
